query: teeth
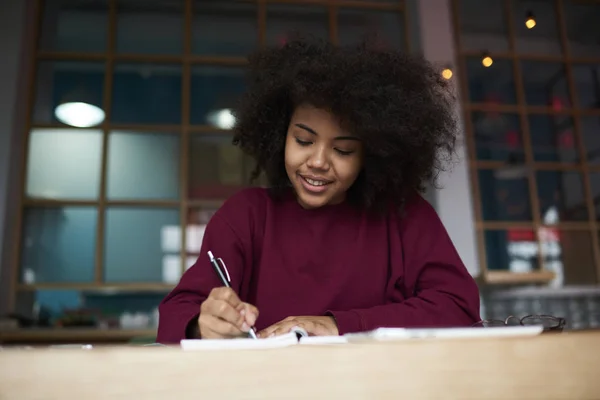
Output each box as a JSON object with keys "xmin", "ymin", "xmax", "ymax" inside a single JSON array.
[{"xmin": 305, "ymin": 178, "xmax": 327, "ymax": 186}]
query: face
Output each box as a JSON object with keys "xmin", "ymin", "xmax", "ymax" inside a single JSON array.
[{"xmin": 284, "ymin": 104, "xmax": 364, "ymax": 209}]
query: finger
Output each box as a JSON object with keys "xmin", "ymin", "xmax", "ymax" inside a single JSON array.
[
  {"xmin": 258, "ymin": 320, "xmax": 298, "ymax": 338},
  {"xmin": 237, "ymin": 303, "xmax": 259, "ymax": 326},
  {"xmin": 270, "ymin": 322, "xmax": 297, "ymax": 337},
  {"xmin": 204, "ymin": 299, "xmax": 247, "ymax": 329},
  {"xmin": 199, "ymin": 314, "xmax": 246, "ymax": 339},
  {"xmin": 257, "ymin": 319, "xmax": 283, "ymax": 338},
  {"xmin": 210, "ymin": 287, "xmax": 243, "ymax": 308},
  {"xmin": 303, "ymin": 321, "xmax": 330, "ymax": 336}
]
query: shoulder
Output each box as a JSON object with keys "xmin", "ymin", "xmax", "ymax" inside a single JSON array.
[
  {"xmin": 220, "ymin": 187, "xmax": 272, "ymax": 209},
  {"xmin": 391, "ymin": 191, "xmax": 442, "ymax": 233},
  {"xmin": 215, "ymin": 187, "xmax": 272, "ymax": 220},
  {"xmin": 210, "ymin": 187, "xmax": 274, "ymax": 236}
]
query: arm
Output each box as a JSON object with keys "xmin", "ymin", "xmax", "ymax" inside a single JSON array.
[
  {"xmin": 156, "ymin": 209, "xmax": 251, "ymax": 344},
  {"xmin": 327, "ymin": 195, "xmax": 481, "ymax": 335}
]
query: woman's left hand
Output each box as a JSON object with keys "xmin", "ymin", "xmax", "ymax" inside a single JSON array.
[{"xmin": 257, "ymin": 316, "xmax": 339, "ymax": 338}]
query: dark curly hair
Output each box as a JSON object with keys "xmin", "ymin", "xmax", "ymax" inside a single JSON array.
[{"xmin": 232, "ymin": 35, "xmax": 457, "ymax": 212}]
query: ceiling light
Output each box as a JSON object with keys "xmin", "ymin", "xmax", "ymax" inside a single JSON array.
[
  {"xmin": 55, "ymin": 102, "xmax": 105, "ymax": 128},
  {"xmin": 525, "ymin": 11, "xmax": 536, "ymax": 29},
  {"xmin": 482, "ymin": 53, "xmax": 493, "ymax": 68},
  {"xmin": 207, "ymin": 108, "xmax": 236, "ymax": 130}
]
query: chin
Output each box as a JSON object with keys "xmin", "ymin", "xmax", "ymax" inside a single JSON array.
[{"xmin": 297, "ymin": 195, "xmax": 328, "ymax": 209}]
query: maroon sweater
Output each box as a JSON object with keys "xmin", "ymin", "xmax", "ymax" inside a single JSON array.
[{"xmin": 157, "ymin": 188, "xmax": 480, "ymax": 343}]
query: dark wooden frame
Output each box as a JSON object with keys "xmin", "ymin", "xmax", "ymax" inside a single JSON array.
[
  {"xmin": 452, "ymin": 0, "xmax": 600, "ymax": 284},
  {"xmin": 8, "ymin": 0, "xmax": 410, "ymax": 310}
]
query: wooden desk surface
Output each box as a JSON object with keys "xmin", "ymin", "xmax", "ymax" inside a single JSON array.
[{"xmin": 1, "ymin": 331, "xmax": 599, "ymax": 400}]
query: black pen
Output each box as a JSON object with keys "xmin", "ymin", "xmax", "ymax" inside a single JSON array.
[{"xmin": 207, "ymin": 251, "xmax": 258, "ymax": 340}]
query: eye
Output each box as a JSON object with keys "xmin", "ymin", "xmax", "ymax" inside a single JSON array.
[
  {"xmin": 295, "ymin": 138, "xmax": 312, "ymax": 146},
  {"xmin": 335, "ymin": 149, "xmax": 354, "ymax": 156}
]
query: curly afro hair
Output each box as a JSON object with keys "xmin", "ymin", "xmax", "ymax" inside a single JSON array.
[{"xmin": 232, "ymin": 35, "xmax": 457, "ymax": 212}]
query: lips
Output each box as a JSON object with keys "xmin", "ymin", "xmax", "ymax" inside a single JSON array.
[{"xmin": 298, "ymin": 174, "xmax": 332, "ymax": 194}]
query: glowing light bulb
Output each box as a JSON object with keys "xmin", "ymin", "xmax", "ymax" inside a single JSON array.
[
  {"xmin": 54, "ymin": 102, "xmax": 105, "ymax": 127},
  {"xmin": 525, "ymin": 11, "xmax": 536, "ymax": 29}
]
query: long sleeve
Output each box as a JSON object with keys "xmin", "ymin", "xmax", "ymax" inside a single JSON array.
[
  {"xmin": 156, "ymin": 191, "xmax": 259, "ymax": 344},
  {"xmin": 327, "ymin": 195, "xmax": 481, "ymax": 335}
]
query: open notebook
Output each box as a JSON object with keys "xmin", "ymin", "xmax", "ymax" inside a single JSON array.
[
  {"xmin": 343, "ymin": 325, "xmax": 544, "ymax": 342},
  {"xmin": 180, "ymin": 325, "xmax": 543, "ymax": 351},
  {"xmin": 180, "ymin": 327, "xmax": 348, "ymax": 351}
]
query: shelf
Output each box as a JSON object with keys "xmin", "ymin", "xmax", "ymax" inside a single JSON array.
[
  {"xmin": 0, "ymin": 328, "xmax": 156, "ymax": 345},
  {"xmin": 17, "ymin": 283, "xmax": 176, "ymax": 292},
  {"xmin": 482, "ymin": 270, "xmax": 556, "ymax": 285}
]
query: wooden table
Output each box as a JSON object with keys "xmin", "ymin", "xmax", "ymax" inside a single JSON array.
[{"xmin": 1, "ymin": 331, "xmax": 599, "ymax": 399}]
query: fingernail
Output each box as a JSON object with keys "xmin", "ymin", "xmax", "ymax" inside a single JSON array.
[
  {"xmin": 242, "ymin": 323, "xmax": 250, "ymax": 332},
  {"xmin": 248, "ymin": 313, "xmax": 257, "ymax": 325},
  {"xmin": 269, "ymin": 333, "xmax": 275, "ymax": 338},
  {"xmin": 240, "ymin": 309, "xmax": 246, "ymax": 316}
]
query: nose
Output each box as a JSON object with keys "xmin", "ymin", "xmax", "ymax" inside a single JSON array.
[{"xmin": 306, "ymin": 146, "xmax": 330, "ymax": 171}]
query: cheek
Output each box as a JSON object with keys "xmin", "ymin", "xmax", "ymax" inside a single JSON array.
[
  {"xmin": 284, "ymin": 137, "xmax": 301, "ymax": 168},
  {"xmin": 335, "ymin": 157, "xmax": 363, "ymax": 185}
]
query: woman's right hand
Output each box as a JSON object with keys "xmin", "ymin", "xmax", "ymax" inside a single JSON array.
[{"xmin": 198, "ymin": 287, "xmax": 259, "ymax": 339}]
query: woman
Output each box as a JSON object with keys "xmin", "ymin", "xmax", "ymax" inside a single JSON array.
[{"xmin": 157, "ymin": 37, "xmax": 480, "ymax": 343}]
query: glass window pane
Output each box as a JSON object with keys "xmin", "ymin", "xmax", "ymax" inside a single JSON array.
[
  {"xmin": 112, "ymin": 63, "xmax": 182, "ymax": 124},
  {"xmin": 193, "ymin": 0, "xmax": 257, "ymax": 56},
  {"xmin": 190, "ymin": 66, "xmax": 245, "ymax": 126},
  {"xmin": 15, "ymin": 289, "xmax": 165, "ymax": 330},
  {"xmin": 266, "ymin": 4, "xmax": 329, "ymax": 47},
  {"xmin": 537, "ymin": 171, "xmax": 588, "ymax": 223},
  {"xmin": 106, "ymin": 131, "xmax": 180, "ymax": 200},
  {"xmin": 338, "ymin": 9, "xmax": 405, "ymax": 50},
  {"xmin": 520, "ymin": 61, "xmax": 570, "ymax": 107},
  {"xmin": 580, "ymin": 116, "xmax": 600, "ymax": 164},
  {"xmin": 20, "ymin": 207, "xmax": 97, "ymax": 284},
  {"xmin": 564, "ymin": 1, "xmax": 600, "ymax": 58},
  {"xmin": 189, "ymin": 134, "xmax": 256, "ymax": 200},
  {"xmin": 529, "ymin": 115, "xmax": 578, "ymax": 163},
  {"xmin": 39, "ymin": 0, "xmax": 108, "ymax": 53},
  {"xmin": 33, "ymin": 61, "xmax": 105, "ymax": 126},
  {"xmin": 513, "ymin": 0, "xmax": 562, "ymax": 56},
  {"xmin": 104, "ymin": 208, "xmax": 180, "ymax": 283},
  {"xmin": 588, "ymin": 173, "xmax": 600, "ymax": 220},
  {"xmin": 472, "ymin": 112, "xmax": 524, "ymax": 162},
  {"xmin": 465, "ymin": 57, "xmax": 517, "ymax": 104},
  {"xmin": 540, "ymin": 229, "xmax": 596, "ymax": 286},
  {"xmin": 572, "ymin": 64, "xmax": 600, "ymax": 110},
  {"xmin": 116, "ymin": 0, "xmax": 183, "ymax": 54},
  {"xmin": 26, "ymin": 128, "xmax": 103, "ymax": 200},
  {"xmin": 459, "ymin": 0, "xmax": 508, "ymax": 52},
  {"xmin": 479, "ymin": 169, "xmax": 532, "ymax": 221},
  {"xmin": 484, "ymin": 229, "xmax": 539, "ymax": 272},
  {"xmin": 185, "ymin": 206, "xmax": 220, "ymax": 270}
]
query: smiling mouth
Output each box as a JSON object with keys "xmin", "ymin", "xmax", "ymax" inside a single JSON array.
[
  {"xmin": 304, "ymin": 177, "xmax": 329, "ymax": 186},
  {"xmin": 298, "ymin": 174, "xmax": 333, "ymax": 193}
]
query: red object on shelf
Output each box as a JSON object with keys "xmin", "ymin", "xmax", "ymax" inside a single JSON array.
[
  {"xmin": 559, "ymin": 130, "xmax": 574, "ymax": 148},
  {"xmin": 551, "ymin": 96, "xmax": 564, "ymax": 111},
  {"xmin": 538, "ymin": 227, "xmax": 561, "ymax": 242},
  {"xmin": 507, "ymin": 230, "xmax": 536, "ymax": 242},
  {"xmin": 506, "ymin": 130, "xmax": 519, "ymax": 147},
  {"xmin": 507, "ymin": 228, "xmax": 561, "ymax": 243},
  {"xmin": 483, "ymin": 94, "xmax": 502, "ymax": 118}
]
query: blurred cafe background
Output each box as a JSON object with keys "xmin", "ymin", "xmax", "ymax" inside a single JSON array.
[{"xmin": 0, "ymin": 0, "xmax": 599, "ymax": 345}]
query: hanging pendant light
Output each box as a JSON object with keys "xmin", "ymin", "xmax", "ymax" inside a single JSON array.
[{"xmin": 54, "ymin": 86, "xmax": 105, "ymax": 128}]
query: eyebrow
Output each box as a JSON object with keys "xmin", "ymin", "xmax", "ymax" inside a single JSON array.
[{"xmin": 295, "ymin": 123, "xmax": 360, "ymax": 141}]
